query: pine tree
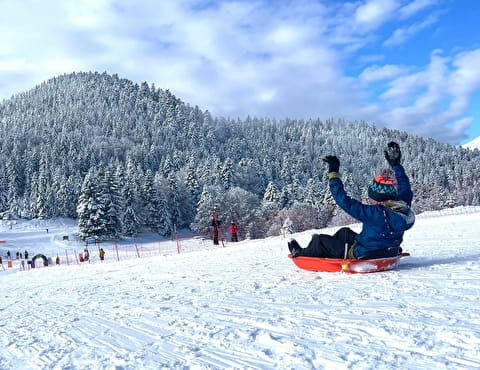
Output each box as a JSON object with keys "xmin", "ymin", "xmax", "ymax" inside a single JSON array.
[
  {"xmin": 100, "ymin": 166, "xmax": 122, "ymax": 238},
  {"xmin": 122, "ymin": 180, "xmax": 140, "ymax": 237},
  {"xmin": 260, "ymin": 181, "xmax": 281, "ymax": 219},
  {"xmin": 263, "ymin": 181, "xmax": 279, "ymax": 202},
  {"xmin": 303, "ymin": 177, "xmax": 321, "ymax": 207},
  {"xmin": 157, "ymin": 190, "xmax": 172, "ymax": 236},
  {"xmin": 57, "ymin": 175, "xmax": 80, "ymax": 218},
  {"xmin": 77, "ymin": 169, "xmax": 105, "ymax": 240},
  {"xmin": 166, "ymin": 174, "xmax": 181, "ymax": 228},
  {"xmin": 36, "ymin": 166, "xmax": 54, "ymax": 219},
  {"xmin": 142, "ymin": 170, "xmax": 157, "ymax": 230},
  {"xmin": 184, "ymin": 164, "xmax": 200, "ymax": 201},
  {"xmin": 221, "ymin": 158, "xmax": 234, "ymax": 190},
  {"xmin": 6, "ymin": 159, "xmax": 22, "ymax": 218},
  {"xmin": 0, "ymin": 168, "xmax": 8, "ymax": 213},
  {"xmin": 142, "ymin": 170, "xmax": 166, "ymax": 233}
]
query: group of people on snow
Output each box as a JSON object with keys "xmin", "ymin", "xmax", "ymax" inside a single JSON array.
[
  {"xmin": 210, "ymin": 212, "xmax": 239, "ymax": 245},
  {"xmin": 80, "ymin": 248, "xmax": 105, "ymax": 262},
  {"xmin": 1, "ymin": 250, "xmax": 29, "ymax": 261},
  {"xmin": 1, "ymin": 248, "xmax": 107, "ymax": 269}
]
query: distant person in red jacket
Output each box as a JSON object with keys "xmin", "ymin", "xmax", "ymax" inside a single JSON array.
[{"xmin": 229, "ymin": 220, "xmax": 239, "ymax": 242}]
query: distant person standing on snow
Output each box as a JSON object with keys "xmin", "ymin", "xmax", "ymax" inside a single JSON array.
[
  {"xmin": 229, "ymin": 220, "xmax": 239, "ymax": 242},
  {"xmin": 280, "ymin": 217, "xmax": 294, "ymax": 238},
  {"xmin": 99, "ymin": 248, "xmax": 105, "ymax": 261},
  {"xmin": 83, "ymin": 248, "xmax": 90, "ymax": 261},
  {"xmin": 288, "ymin": 141, "xmax": 415, "ymax": 259},
  {"xmin": 211, "ymin": 212, "xmax": 221, "ymax": 245}
]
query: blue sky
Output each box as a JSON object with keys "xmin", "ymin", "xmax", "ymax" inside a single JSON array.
[{"xmin": 0, "ymin": 0, "xmax": 479, "ymax": 145}]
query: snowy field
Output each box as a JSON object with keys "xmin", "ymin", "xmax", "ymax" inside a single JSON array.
[{"xmin": 1, "ymin": 207, "xmax": 480, "ymax": 369}]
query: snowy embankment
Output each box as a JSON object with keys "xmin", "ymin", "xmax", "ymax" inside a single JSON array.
[{"xmin": 1, "ymin": 207, "xmax": 480, "ymax": 369}]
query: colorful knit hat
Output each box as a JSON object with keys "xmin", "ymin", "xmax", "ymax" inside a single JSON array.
[{"xmin": 368, "ymin": 169, "xmax": 398, "ymax": 202}]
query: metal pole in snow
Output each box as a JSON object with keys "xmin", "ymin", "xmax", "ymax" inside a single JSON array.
[{"xmin": 174, "ymin": 224, "xmax": 181, "ymax": 254}]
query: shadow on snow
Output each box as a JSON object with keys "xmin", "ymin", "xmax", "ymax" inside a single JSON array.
[{"xmin": 398, "ymin": 253, "xmax": 480, "ymax": 270}]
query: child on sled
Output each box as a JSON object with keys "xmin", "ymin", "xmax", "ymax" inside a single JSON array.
[{"xmin": 288, "ymin": 141, "xmax": 415, "ymax": 260}]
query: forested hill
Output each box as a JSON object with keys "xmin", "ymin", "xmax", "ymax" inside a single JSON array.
[{"xmin": 0, "ymin": 71, "xmax": 479, "ymax": 240}]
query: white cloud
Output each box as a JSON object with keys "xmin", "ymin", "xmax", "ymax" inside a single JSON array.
[
  {"xmin": 354, "ymin": 0, "xmax": 399, "ymax": 29},
  {"xmin": 450, "ymin": 49, "xmax": 480, "ymax": 97},
  {"xmin": 0, "ymin": 0, "xmax": 477, "ymax": 144},
  {"xmin": 367, "ymin": 49, "xmax": 480, "ymax": 143},
  {"xmin": 359, "ymin": 64, "xmax": 408, "ymax": 82}
]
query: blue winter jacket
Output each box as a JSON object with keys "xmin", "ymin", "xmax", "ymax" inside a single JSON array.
[{"xmin": 329, "ymin": 165, "xmax": 415, "ymax": 258}]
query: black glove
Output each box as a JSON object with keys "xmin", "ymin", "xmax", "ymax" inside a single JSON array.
[
  {"xmin": 384, "ymin": 141, "xmax": 401, "ymax": 167},
  {"xmin": 322, "ymin": 155, "xmax": 340, "ymax": 173}
]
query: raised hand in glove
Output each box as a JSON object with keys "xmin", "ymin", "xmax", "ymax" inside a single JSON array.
[
  {"xmin": 384, "ymin": 141, "xmax": 401, "ymax": 167},
  {"xmin": 322, "ymin": 155, "xmax": 340, "ymax": 173}
]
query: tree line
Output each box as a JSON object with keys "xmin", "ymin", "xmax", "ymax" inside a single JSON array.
[{"xmin": 0, "ymin": 71, "xmax": 479, "ymax": 240}]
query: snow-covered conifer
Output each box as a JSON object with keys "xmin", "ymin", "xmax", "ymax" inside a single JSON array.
[{"xmin": 77, "ymin": 168, "xmax": 105, "ymax": 240}]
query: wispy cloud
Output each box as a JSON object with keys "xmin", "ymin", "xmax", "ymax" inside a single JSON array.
[
  {"xmin": 383, "ymin": 12, "xmax": 440, "ymax": 46},
  {"xmin": 359, "ymin": 64, "xmax": 409, "ymax": 82},
  {"xmin": 398, "ymin": 0, "xmax": 439, "ymax": 19},
  {"xmin": 0, "ymin": 0, "xmax": 478, "ymax": 144}
]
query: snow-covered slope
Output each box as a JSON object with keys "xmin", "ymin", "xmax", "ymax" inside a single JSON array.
[
  {"xmin": 463, "ymin": 135, "xmax": 480, "ymax": 150},
  {"xmin": 1, "ymin": 208, "xmax": 480, "ymax": 369}
]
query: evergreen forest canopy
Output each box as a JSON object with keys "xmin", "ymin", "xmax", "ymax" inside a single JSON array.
[{"xmin": 0, "ymin": 71, "xmax": 479, "ymax": 240}]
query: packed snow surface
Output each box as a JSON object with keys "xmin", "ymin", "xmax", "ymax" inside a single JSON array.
[{"xmin": 1, "ymin": 207, "xmax": 480, "ymax": 369}]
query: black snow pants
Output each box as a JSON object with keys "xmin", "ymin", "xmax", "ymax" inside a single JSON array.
[{"xmin": 295, "ymin": 227, "xmax": 358, "ymax": 259}]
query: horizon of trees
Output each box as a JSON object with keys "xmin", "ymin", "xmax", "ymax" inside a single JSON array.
[{"xmin": 0, "ymin": 71, "xmax": 479, "ymax": 240}]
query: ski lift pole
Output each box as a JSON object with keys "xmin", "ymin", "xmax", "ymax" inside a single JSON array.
[
  {"xmin": 135, "ymin": 243, "xmax": 140, "ymax": 258},
  {"xmin": 174, "ymin": 224, "xmax": 181, "ymax": 254},
  {"xmin": 214, "ymin": 217, "xmax": 225, "ymax": 248},
  {"xmin": 219, "ymin": 228, "xmax": 225, "ymax": 248}
]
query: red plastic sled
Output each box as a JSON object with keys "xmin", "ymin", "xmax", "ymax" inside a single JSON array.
[{"xmin": 289, "ymin": 252, "xmax": 410, "ymax": 273}]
